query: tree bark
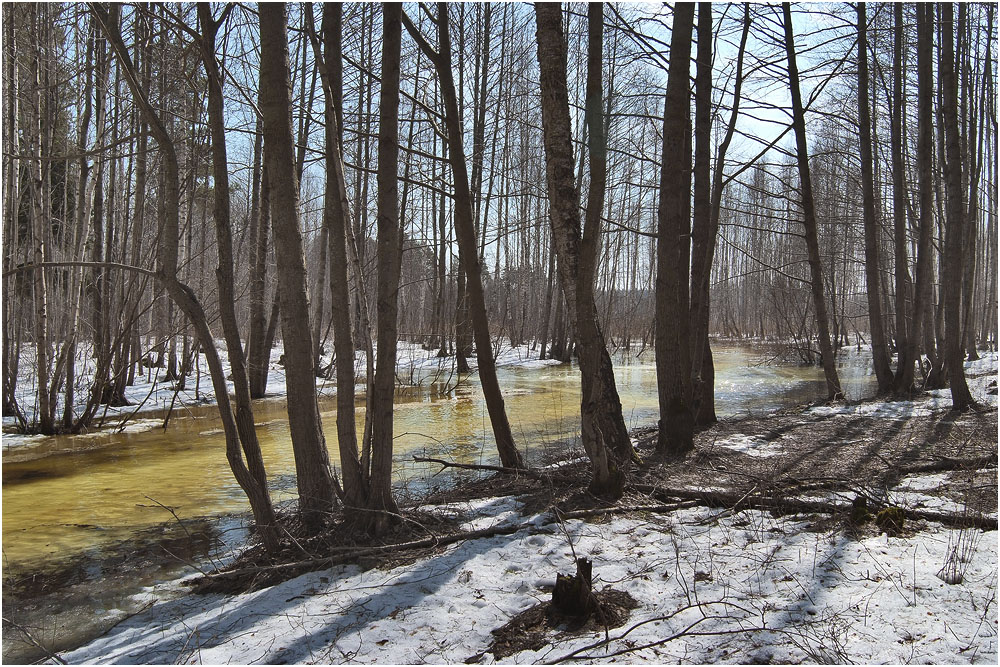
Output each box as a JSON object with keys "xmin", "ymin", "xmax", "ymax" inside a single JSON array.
[
  {"xmin": 782, "ymin": 2, "xmax": 843, "ymax": 399},
  {"xmin": 938, "ymin": 3, "xmax": 975, "ymax": 411},
  {"xmin": 259, "ymin": 2, "xmax": 337, "ymax": 529},
  {"xmin": 857, "ymin": 3, "xmax": 894, "ymax": 393}
]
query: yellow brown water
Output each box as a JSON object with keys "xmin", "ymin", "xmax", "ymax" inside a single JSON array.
[
  {"xmin": 2, "ymin": 344, "xmax": 875, "ymax": 575},
  {"xmin": 1, "ymin": 344, "xmax": 875, "ymax": 661}
]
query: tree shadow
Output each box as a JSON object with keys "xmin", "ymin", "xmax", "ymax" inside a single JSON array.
[{"xmin": 66, "ymin": 497, "xmax": 537, "ymax": 664}]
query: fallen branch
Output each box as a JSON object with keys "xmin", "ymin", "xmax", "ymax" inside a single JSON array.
[
  {"xmin": 202, "ymin": 502, "xmax": 704, "ymax": 583},
  {"xmin": 412, "ymin": 456, "xmax": 569, "ymax": 481},
  {"xmin": 896, "ymin": 455, "xmax": 996, "ymax": 476},
  {"xmin": 2, "ymin": 616, "xmax": 68, "ymax": 664},
  {"xmin": 201, "ymin": 520, "xmax": 536, "ymax": 581},
  {"xmin": 631, "ymin": 484, "xmax": 998, "ymax": 530},
  {"xmin": 552, "ymin": 501, "xmax": 698, "ymax": 521}
]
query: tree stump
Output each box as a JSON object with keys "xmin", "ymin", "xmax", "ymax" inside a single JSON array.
[{"xmin": 551, "ymin": 558, "xmax": 595, "ymax": 618}]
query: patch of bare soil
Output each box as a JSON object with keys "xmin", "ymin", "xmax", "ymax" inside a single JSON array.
[
  {"xmin": 192, "ymin": 507, "xmax": 466, "ymax": 595},
  {"xmin": 471, "ymin": 587, "xmax": 639, "ymax": 662},
  {"xmin": 653, "ymin": 402, "xmax": 997, "ymax": 512}
]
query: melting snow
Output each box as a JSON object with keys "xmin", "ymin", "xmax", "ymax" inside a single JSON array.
[
  {"xmin": 62, "ymin": 501, "xmax": 998, "ymax": 665},
  {"xmin": 712, "ymin": 433, "xmax": 785, "ymax": 457}
]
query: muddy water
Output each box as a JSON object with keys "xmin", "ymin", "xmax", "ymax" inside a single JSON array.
[{"xmin": 1, "ymin": 343, "xmax": 875, "ymax": 661}]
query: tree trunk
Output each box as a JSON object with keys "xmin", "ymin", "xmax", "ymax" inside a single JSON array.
[
  {"xmin": 92, "ymin": 3, "xmax": 281, "ymax": 552},
  {"xmin": 782, "ymin": 2, "xmax": 842, "ymax": 399},
  {"xmin": 938, "ymin": 3, "xmax": 975, "ymax": 411},
  {"xmin": 534, "ymin": 3, "xmax": 633, "ymax": 496},
  {"xmin": 27, "ymin": 7, "xmax": 54, "ymax": 434},
  {"xmin": 306, "ymin": 2, "xmax": 368, "ymax": 510},
  {"xmin": 857, "ymin": 3, "xmax": 894, "ymax": 393},
  {"xmin": 688, "ymin": 2, "xmax": 725, "ymax": 427},
  {"xmin": 195, "ymin": 4, "xmax": 278, "ymax": 550},
  {"xmin": 247, "ymin": 120, "xmax": 271, "ymax": 399},
  {"xmin": 655, "ymin": 2, "xmax": 695, "ymax": 454},
  {"xmin": 892, "ymin": 3, "xmax": 915, "ymax": 392},
  {"xmin": 259, "ymin": 2, "xmax": 337, "ymax": 529},
  {"xmin": 368, "ymin": 2, "xmax": 404, "ymax": 534},
  {"xmin": 402, "ymin": 4, "xmax": 524, "ymax": 469}
]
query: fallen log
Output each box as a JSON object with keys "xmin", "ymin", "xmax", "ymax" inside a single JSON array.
[
  {"xmin": 413, "ymin": 456, "xmax": 554, "ymax": 480},
  {"xmin": 896, "ymin": 455, "xmax": 997, "ymax": 476},
  {"xmin": 412, "ymin": 456, "xmax": 585, "ymax": 482},
  {"xmin": 631, "ymin": 483, "xmax": 998, "ymax": 530}
]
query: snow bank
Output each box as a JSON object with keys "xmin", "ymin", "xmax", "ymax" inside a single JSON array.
[
  {"xmin": 1, "ymin": 340, "xmax": 564, "ymax": 449},
  {"xmin": 806, "ymin": 353, "xmax": 998, "ymax": 420}
]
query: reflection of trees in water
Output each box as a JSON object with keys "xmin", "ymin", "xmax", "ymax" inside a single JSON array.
[
  {"xmin": 7, "ymin": 515, "xmax": 229, "ymax": 591},
  {"xmin": 4, "ymin": 515, "xmax": 234, "ymax": 664}
]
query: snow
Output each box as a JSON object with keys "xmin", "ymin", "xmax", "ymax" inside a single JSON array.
[
  {"xmin": 710, "ymin": 433, "xmax": 785, "ymax": 458},
  {"xmin": 805, "ymin": 352, "xmax": 998, "ymax": 420},
  {"xmin": 1, "ymin": 340, "xmax": 562, "ymax": 449},
  {"xmin": 62, "ymin": 498, "xmax": 997, "ymax": 665},
  {"xmin": 10, "ymin": 350, "xmax": 998, "ymax": 663}
]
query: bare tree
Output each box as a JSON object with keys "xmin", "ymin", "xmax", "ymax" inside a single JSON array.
[
  {"xmin": 857, "ymin": 2, "xmax": 893, "ymax": 393},
  {"xmin": 938, "ymin": 3, "xmax": 975, "ymax": 411},
  {"xmin": 535, "ymin": 2, "xmax": 634, "ymax": 496},
  {"xmin": 891, "ymin": 2, "xmax": 915, "ymax": 392},
  {"xmin": 92, "ymin": 2, "xmax": 279, "ymax": 551},
  {"xmin": 782, "ymin": 2, "xmax": 842, "ymax": 399},
  {"xmin": 369, "ymin": 2, "xmax": 404, "ymax": 534},
  {"xmin": 259, "ymin": 2, "xmax": 337, "ymax": 529},
  {"xmin": 655, "ymin": 2, "xmax": 695, "ymax": 454},
  {"xmin": 401, "ymin": 4, "xmax": 525, "ymax": 470},
  {"xmin": 305, "ymin": 2, "xmax": 370, "ymax": 510}
]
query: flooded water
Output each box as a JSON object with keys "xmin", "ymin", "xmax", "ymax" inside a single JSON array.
[{"xmin": 1, "ymin": 342, "xmax": 875, "ymax": 661}]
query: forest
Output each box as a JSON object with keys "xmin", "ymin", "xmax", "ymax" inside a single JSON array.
[{"xmin": 2, "ymin": 2, "xmax": 997, "ymax": 664}]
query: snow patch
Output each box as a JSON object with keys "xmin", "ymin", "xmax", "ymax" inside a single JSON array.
[
  {"xmin": 712, "ymin": 433, "xmax": 785, "ymax": 458},
  {"xmin": 62, "ymin": 503, "xmax": 998, "ymax": 665}
]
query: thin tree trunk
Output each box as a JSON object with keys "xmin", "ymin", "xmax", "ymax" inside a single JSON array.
[
  {"xmin": 858, "ymin": 3, "xmax": 894, "ymax": 393},
  {"xmin": 248, "ymin": 151, "xmax": 272, "ymax": 399},
  {"xmin": 402, "ymin": 4, "xmax": 524, "ymax": 469},
  {"xmin": 892, "ymin": 2, "xmax": 915, "ymax": 392},
  {"xmin": 369, "ymin": 3, "xmax": 404, "ymax": 534},
  {"xmin": 306, "ymin": 2, "xmax": 368, "ymax": 509},
  {"xmin": 27, "ymin": 6, "xmax": 54, "ymax": 434},
  {"xmin": 92, "ymin": 2, "xmax": 281, "ymax": 552},
  {"xmin": 196, "ymin": 4, "xmax": 278, "ymax": 550},
  {"xmin": 782, "ymin": 2, "xmax": 842, "ymax": 399},
  {"xmin": 939, "ymin": 3, "xmax": 975, "ymax": 411}
]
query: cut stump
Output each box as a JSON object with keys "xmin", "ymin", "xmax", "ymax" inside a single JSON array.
[{"xmin": 551, "ymin": 558, "xmax": 595, "ymax": 617}]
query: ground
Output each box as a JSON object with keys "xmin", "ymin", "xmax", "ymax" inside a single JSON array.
[{"xmin": 57, "ymin": 363, "xmax": 998, "ymax": 665}]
